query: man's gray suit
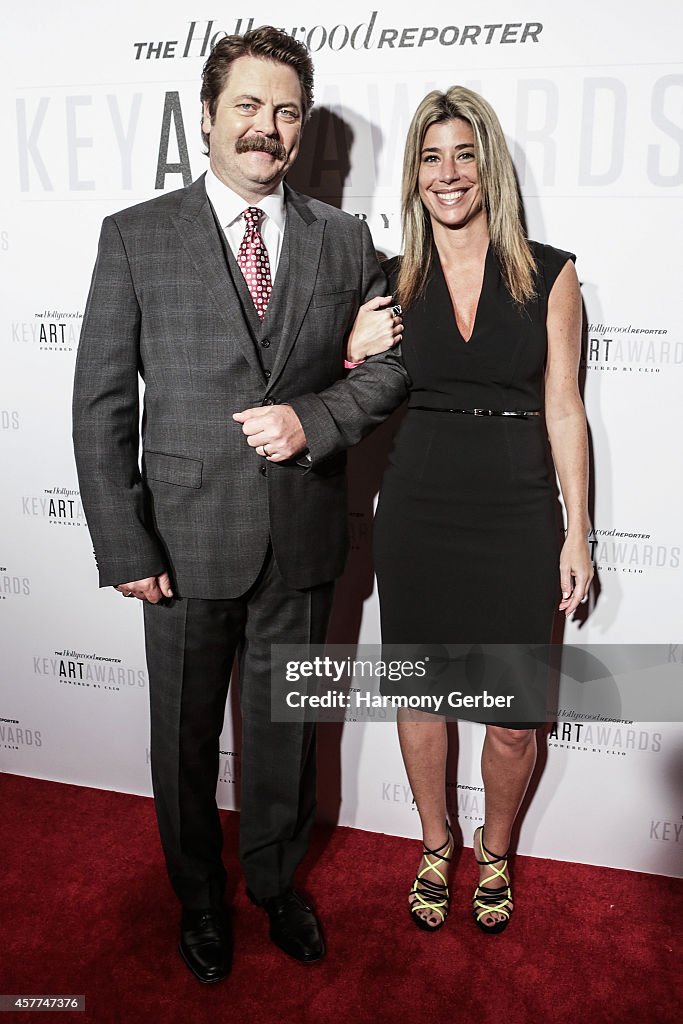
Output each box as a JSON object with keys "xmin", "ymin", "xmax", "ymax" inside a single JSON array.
[{"xmin": 72, "ymin": 174, "xmax": 407, "ymax": 906}]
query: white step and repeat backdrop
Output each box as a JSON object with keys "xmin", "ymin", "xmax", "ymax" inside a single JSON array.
[{"xmin": 1, "ymin": 2, "xmax": 681, "ymax": 877}]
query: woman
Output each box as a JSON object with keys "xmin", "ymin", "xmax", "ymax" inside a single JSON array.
[{"xmin": 348, "ymin": 87, "xmax": 593, "ymax": 934}]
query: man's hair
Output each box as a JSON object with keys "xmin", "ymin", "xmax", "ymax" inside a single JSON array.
[{"xmin": 200, "ymin": 26, "xmax": 315, "ymax": 153}]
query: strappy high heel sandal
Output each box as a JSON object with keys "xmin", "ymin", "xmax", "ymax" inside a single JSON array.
[
  {"xmin": 409, "ymin": 825, "xmax": 453, "ymax": 932},
  {"xmin": 472, "ymin": 825, "xmax": 513, "ymax": 934}
]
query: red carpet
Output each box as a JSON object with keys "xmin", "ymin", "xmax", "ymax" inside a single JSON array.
[{"xmin": 0, "ymin": 773, "xmax": 680, "ymax": 1024}]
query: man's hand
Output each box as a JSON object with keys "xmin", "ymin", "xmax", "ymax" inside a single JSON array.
[
  {"xmin": 115, "ymin": 572, "xmax": 173, "ymax": 603},
  {"xmin": 233, "ymin": 405, "xmax": 307, "ymax": 462}
]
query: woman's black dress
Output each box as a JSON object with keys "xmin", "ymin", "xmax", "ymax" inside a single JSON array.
[{"xmin": 373, "ymin": 241, "xmax": 575, "ymax": 725}]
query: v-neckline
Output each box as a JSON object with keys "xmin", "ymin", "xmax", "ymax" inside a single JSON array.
[{"xmin": 435, "ymin": 242, "xmax": 491, "ymax": 345}]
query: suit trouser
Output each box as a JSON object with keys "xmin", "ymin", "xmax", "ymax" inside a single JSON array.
[{"xmin": 143, "ymin": 548, "xmax": 335, "ymax": 909}]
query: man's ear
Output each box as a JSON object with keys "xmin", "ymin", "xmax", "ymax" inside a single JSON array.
[{"xmin": 201, "ymin": 101, "xmax": 212, "ymax": 136}]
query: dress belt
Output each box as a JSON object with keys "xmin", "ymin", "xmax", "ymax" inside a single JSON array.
[{"xmin": 410, "ymin": 406, "xmax": 541, "ymax": 419}]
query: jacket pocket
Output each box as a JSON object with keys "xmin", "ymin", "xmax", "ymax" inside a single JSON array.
[
  {"xmin": 312, "ymin": 288, "xmax": 356, "ymax": 308},
  {"xmin": 143, "ymin": 450, "xmax": 203, "ymax": 488}
]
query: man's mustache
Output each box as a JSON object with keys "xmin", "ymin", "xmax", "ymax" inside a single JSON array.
[{"xmin": 235, "ymin": 136, "xmax": 287, "ymax": 160}]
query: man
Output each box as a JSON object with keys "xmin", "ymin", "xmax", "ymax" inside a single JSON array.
[{"xmin": 72, "ymin": 27, "xmax": 406, "ymax": 984}]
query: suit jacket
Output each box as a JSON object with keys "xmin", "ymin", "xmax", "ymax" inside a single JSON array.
[{"xmin": 72, "ymin": 175, "xmax": 408, "ymax": 598}]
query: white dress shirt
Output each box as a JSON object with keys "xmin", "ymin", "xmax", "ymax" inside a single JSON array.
[{"xmin": 204, "ymin": 165, "xmax": 286, "ymax": 276}]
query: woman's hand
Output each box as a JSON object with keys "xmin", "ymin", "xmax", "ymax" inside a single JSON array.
[
  {"xmin": 558, "ymin": 533, "xmax": 594, "ymax": 616},
  {"xmin": 346, "ymin": 295, "xmax": 403, "ymax": 364}
]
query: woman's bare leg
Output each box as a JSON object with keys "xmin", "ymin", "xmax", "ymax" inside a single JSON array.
[
  {"xmin": 476, "ymin": 725, "xmax": 537, "ymax": 925},
  {"xmin": 398, "ymin": 709, "xmax": 451, "ymax": 926}
]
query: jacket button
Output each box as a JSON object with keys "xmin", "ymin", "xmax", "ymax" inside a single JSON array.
[
  {"xmin": 259, "ymin": 464, "xmax": 267, "ymax": 476},
  {"xmin": 260, "ymin": 339, "xmax": 271, "ymax": 348},
  {"xmin": 264, "ymin": 369, "xmax": 271, "ymax": 379},
  {"xmin": 262, "ymin": 398, "xmax": 274, "ymax": 406}
]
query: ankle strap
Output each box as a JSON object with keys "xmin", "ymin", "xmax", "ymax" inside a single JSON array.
[
  {"xmin": 422, "ymin": 823, "xmax": 453, "ymax": 860},
  {"xmin": 476, "ymin": 826, "xmax": 508, "ymax": 865}
]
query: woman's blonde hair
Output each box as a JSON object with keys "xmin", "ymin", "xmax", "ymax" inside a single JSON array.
[{"xmin": 397, "ymin": 86, "xmax": 536, "ymax": 309}]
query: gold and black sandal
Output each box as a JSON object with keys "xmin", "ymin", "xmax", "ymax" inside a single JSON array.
[
  {"xmin": 409, "ymin": 826, "xmax": 453, "ymax": 932},
  {"xmin": 472, "ymin": 825, "xmax": 513, "ymax": 934}
]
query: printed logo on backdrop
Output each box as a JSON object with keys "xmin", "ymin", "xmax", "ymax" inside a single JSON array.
[
  {"xmin": 588, "ymin": 529, "xmax": 680, "ymax": 577},
  {"xmin": 33, "ymin": 648, "xmax": 147, "ymax": 692},
  {"xmin": 649, "ymin": 817, "xmax": 682, "ymax": 844},
  {"xmin": 1, "ymin": 410, "xmax": 20, "ymax": 431},
  {"xmin": 131, "ymin": 14, "xmax": 543, "ymax": 61},
  {"xmin": 448, "ymin": 782, "xmax": 484, "ymax": 823},
  {"xmin": 0, "ymin": 565, "xmax": 31, "ymax": 601},
  {"xmin": 11, "ymin": 311, "xmax": 82, "ymax": 354},
  {"xmin": 583, "ymin": 324, "xmax": 681, "ymax": 376},
  {"xmin": 381, "ymin": 779, "xmax": 484, "ymax": 822},
  {"xmin": 16, "ymin": 60, "xmax": 682, "ymax": 197},
  {"xmin": 0, "ymin": 716, "xmax": 43, "ymax": 752},
  {"xmin": 218, "ymin": 750, "xmax": 241, "ymax": 787},
  {"xmin": 21, "ymin": 486, "xmax": 85, "ymax": 528},
  {"xmin": 549, "ymin": 721, "xmax": 663, "ymax": 758}
]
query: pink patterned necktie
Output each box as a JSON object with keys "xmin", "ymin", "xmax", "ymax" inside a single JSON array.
[{"xmin": 236, "ymin": 206, "xmax": 272, "ymax": 320}]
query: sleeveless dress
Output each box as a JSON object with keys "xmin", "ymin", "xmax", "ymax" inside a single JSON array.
[{"xmin": 373, "ymin": 241, "xmax": 575, "ymax": 725}]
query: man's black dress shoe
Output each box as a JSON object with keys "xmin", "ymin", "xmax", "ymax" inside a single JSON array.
[
  {"xmin": 178, "ymin": 907, "xmax": 232, "ymax": 983},
  {"xmin": 249, "ymin": 887, "xmax": 325, "ymax": 963}
]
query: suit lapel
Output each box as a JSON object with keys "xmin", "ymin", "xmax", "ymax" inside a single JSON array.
[
  {"xmin": 266, "ymin": 186, "xmax": 326, "ymax": 389},
  {"xmin": 171, "ymin": 174, "xmax": 263, "ymax": 376}
]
